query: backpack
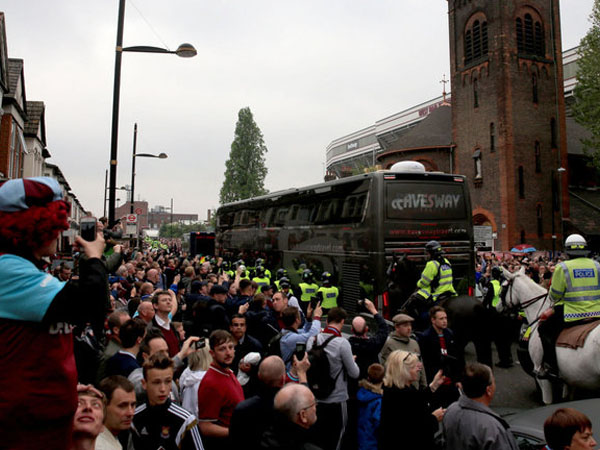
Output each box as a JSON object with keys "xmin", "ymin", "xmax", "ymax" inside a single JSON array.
[
  {"xmin": 266, "ymin": 331, "xmax": 284, "ymax": 358},
  {"xmin": 307, "ymin": 334, "xmax": 342, "ymax": 400}
]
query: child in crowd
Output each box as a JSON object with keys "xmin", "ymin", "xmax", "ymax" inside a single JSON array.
[{"xmin": 357, "ymin": 363, "xmax": 385, "ymax": 450}]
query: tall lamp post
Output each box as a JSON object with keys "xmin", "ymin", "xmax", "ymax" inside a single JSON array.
[
  {"xmin": 108, "ymin": 0, "xmax": 196, "ymax": 226},
  {"xmin": 130, "ymin": 123, "xmax": 168, "ymax": 214}
]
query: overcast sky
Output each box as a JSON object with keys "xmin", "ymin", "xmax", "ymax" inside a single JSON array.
[{"xmin": 2, "ymin": 1, "xmax": 595, "ymax": 220}]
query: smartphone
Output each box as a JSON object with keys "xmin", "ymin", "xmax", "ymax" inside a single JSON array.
[
  {"xmin": 80, "ymin": 217, "xmax": 97, "ymax": 242},
  {"xmin": 295, "ymin": 342, "xmax": 306, "ymax": 361},
  {"xmin": 195, "ymin": 340, "xmax": 206, "ymax": 350}
]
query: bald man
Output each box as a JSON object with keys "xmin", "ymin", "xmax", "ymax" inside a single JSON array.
[
  {"xmin": 260, "ymin": 384, "xmax": 320, "ymax": 449},
  {"xmin": 137, "ymin": 300, "xmax": 155, "ymax": 324},
  {"xmin": 348, "ymin": 299, "xmax": 389, "ymax": 379},
  {"xmin": 230, "ymin": 356, "xmax": 286, "ymax": 450}
]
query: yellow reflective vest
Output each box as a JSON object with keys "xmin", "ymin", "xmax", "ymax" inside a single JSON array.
[
  {"xmin": 299, "ymin": 282, "xmax": 319, "ymax": 303},
  {"xmin": 550, "ymin": 258, "xmax": 600, "ymax": 322},
  {"xmin": 317, "ymin": 286, "xmax": 339, "ymax": 309},
  {"xmin": 416, "ymin": 258, "xmax": 457, "ymax": 301},
  {"xmin": 490, "ymin": 279, "xmax": 501, "ymax": 308}
]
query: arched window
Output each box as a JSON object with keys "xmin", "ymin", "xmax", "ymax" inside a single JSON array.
[
  {"xmin": 465, "ymin": 17, "xmax": 489, "ymax": 65},
  {"xmin": 537, "ymin": 204, "xmax": 543, "ymax": 237},
  {"xmin": 535, "ymin": 141, "xmax": 541, "ymax": 173},
  {"xmin": 490, "ymin": 122, "xmax": 495, "ymax": 152},
  {"xmin": 532, "ymin": 73, "xmax": 538, "ymax": 104},
  {"xmin": 518, "ymin": 166, "xmax": 525, "ymax": 198},
  {"xmin": 473, "ymin": 78, "xmax": 479, "ymax": 108},
  {"xmin": 516, "ymin": 11, "xmax": 545, "ymax": 57}
]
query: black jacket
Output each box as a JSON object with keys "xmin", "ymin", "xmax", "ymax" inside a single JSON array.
[
  {"xmin": 260, "ymin": 413, "xmax": 323, "ymax": 450},
  {"xmin": 348, "ymin": 313, "xmax": 389, "ymax": 379},
  {"xmin": 229, "ymin": 385, "xmax": 279, "ymax": 450},
  {"xmin": 380, "ymin": 385, "xmax": 438, "ymax": 450},
  {"xmin": 418, "ymin": 326, "xmax": 461, "ymax": 383}
]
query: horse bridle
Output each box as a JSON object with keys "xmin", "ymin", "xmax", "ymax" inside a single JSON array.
[{"xmin": 502, "ymin": 276, "xmax": 549, "ymax": 327}]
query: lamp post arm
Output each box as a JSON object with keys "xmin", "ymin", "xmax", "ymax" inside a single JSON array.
[{"xmin": 122, "ymin": 45, "xmax": 174, "ymax": 54}]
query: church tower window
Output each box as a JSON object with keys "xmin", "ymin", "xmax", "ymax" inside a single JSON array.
[
  {"xmin": 516, "ymin": 11, "xmax": 545, "ymax": 57},
  {"xmin": 464, "ymin": 18, "xmax": 488, "ymax": 65}
]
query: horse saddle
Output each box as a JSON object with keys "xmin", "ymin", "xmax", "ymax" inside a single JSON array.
[{"xmin": 556, "ymin": 321, "xmax": 600, "ymax": 350}]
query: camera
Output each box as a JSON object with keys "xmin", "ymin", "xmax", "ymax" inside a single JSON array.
[
  {"xmin": 195, "ymin": 339, "xmax": 206, "ymax": 350},
  {"xmin": 357, "ymin": 299, "xmax": 366, "ymax": 308}
]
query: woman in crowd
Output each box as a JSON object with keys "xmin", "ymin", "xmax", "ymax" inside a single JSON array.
[
  {"xmin": 179, "ymin": 338, "xmax": 213, "ymax": 418},
  {"xmin": 544, "ymin": 407, "xmax": 597, "ymax": 450},
  {"xmin": 380, "ymin": 350, "xmax": 446, "ymax": 450}
]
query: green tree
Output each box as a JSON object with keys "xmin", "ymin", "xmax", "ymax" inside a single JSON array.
[
  {"xmin": 573, "ymin": 0, "xmax": 600, "ymax": 170},
  {"xmin": 159, "ymin": 221, "xmax": 208, "ymax": 239},
  {"xmin": 219, "ymin": 107, "xmax": 268, "ymax": 204}
]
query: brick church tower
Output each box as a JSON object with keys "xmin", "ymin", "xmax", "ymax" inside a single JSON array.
[{"xmin": 447, "ymin": 0, "xmax": 569, "ymax": 251}]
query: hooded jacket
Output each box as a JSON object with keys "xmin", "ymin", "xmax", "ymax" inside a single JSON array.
[
  {"xmin": 356, "ymin": 380, "xmax": 383, "ymax": 450},
  {"xmin": 179, "ymin": 368, "xmax": 207, "ymax": 418}
]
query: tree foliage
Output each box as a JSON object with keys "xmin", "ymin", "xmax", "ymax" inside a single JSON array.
[
  {"xmin": 573, "ymin": 0, "xmax": 600, "ymax": 170},
  {"xmin": 159, "ymin": 221, "xmax": 209, "ymax": 239},
  {"xmin": 219, "ymin": 107, "xmax": 268, "ymax": 204}
]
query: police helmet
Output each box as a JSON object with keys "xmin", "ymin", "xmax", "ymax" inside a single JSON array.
[
  {"xmin": 302, "ymin": 269, "xmax": 313, "ymax": 282},
  {"xmin": 256, "ymin": 266, "xmax": 265, "ymax": 277},
  {"xmin": 425, "ymin": 240, "xmax": 443, "ymax": 255},
  {"xmin": 276, "ymin": 268, "xmax": 288, "ymax": 280},
  {"xmin": 279, "ymin": 277, "xmax": 291, "ymax": 289},
  {"xmin": 255, "ymin": 258, "xmax": 265, "ymax": 267},
  {"xmin": 322, "ymin": 271, "xmax": 332, "ymax": 284},
  {"xmin": 491, "ymin": 266, "xmax": 502, "ymax": 279},
  {"xmin": 564, "ymin": 234, "xmax": 589, "ymax": 257}
]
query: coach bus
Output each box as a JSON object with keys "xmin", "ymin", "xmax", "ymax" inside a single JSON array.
[{"xmin": 215, "ymin": 161, "xmax": 475, "ymax": 319}]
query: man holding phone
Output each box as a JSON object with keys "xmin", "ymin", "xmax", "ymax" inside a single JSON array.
[
  {"xmin": 279, "ymin": 302, "xmax": 323, "ymax": 369},
  {"xmin": 0, "ymin": 177, "xmax": 109, "ymax": 449}
]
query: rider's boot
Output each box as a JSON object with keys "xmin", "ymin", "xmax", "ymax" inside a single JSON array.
[{"xmin": 536, "ymin": 325, "xmax": 559, "ymax": 379}]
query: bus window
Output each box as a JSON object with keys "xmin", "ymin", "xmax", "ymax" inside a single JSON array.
[
  {"xmin": 275, "ymin": 207, "xmax": 289, "ymax": 226},
  {"xmin": 315, "ymin": 200, "xmax": 330, "ymax": 224},
  {"xmin": 343, "ymin": 197, "xmax": 357, "ymax": 219},
  {"xmin": 290, "ymin": 204, "xmax": 299, "ymax": 222}
]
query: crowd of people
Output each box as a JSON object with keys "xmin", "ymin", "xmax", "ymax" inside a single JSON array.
[{"xmin": 0, "ymin": 176, "xmax": 598, "ymax": 450}]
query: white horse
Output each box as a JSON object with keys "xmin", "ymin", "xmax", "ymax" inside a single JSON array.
[{"xmin": 499, "ymin": 266, "xmax": 600, "ymax": 404}]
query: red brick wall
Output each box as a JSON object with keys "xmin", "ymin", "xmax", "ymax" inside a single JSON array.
[
  {"xmin": 448, "ymin": 0, "xmax": 568, "ymax": 251},
  {"xmin": 0, "ymin": 114, "xmax": 12, "ymax": 177}
]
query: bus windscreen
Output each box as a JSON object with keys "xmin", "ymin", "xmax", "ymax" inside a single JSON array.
[{"xmin": 386, "ymin": 182, "xmax": 468, "ymax": 220}]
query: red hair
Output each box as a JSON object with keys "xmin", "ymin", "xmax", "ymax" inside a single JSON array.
[{"xmin": 0, "ymin": 200, "xmax": 70, "ymax": 254}]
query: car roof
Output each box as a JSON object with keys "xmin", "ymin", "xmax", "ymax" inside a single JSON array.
[{"xmin": 505, "ymin": 398, "xmax": 600, "ymax": 442}]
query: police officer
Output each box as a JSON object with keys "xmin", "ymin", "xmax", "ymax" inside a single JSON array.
[
  {"xmin": 317, "ymin": 271, "xmax": 339, "ymax": 315},
  {"xmin": 255, "ymin": 258, "xmax": 272, "ymax": 280},
  {"xmin": 416, "ymin": 240, "xmax": 457, "ymax": 304},
  {"xmin": 483, "ymin": 266, "xmax": 514, "ymax": 368},
  {"xmin": 538, "ymin": 234, "xmax": 600, "ymax": 377},
  {"xmin": 252, "ymin": 266, "xmax": 271, "ymax": 290},
  {"xmin": 297, "ymin": 269, "xmax": 319, "ymax": 314},
  {"xmin": 274, "ymin": 268, "xmax": 289, "ymax": 291}
]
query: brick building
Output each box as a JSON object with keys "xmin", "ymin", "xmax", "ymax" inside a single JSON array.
[
  {"xmin": 326, "ymin": 1, "xmax": 598, "ymax": 252},
  {"xmin": 0, "ymin": 58, "xmax": 27, "ymax": 180}
]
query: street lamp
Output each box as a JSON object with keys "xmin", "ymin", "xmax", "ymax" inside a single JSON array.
[
  {"xmin": 108, "ymin": 0, "xmax": 196, "ymax": 226},
  {"xmin": 130, "ymin": 123, "xmax": 168, "ymax": 214}
]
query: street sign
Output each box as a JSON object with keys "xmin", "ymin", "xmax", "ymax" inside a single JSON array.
[
  {"xmin": 125, "ymin": 214, "xmax": 137, "ymax": 236},
  {"xmin": 474, "ymin": 225, "xmax": 494, "ymax": 251},
  {"xmin": 126, "ymin": 214, "xmax": 137, "ymax": 224},
  {"xmin": 135, "ymin": 207, "xmax": 143, "ymax": 215}
]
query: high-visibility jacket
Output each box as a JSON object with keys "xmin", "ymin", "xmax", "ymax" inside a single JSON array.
[
  {"xmin": 550, "ymin": 258, "xmax": 600, "ymax": 322},
  {"xmin": 491, "ymin": 279, "xmax": 501, "ymax": 308},
  {"xmin": 317, "ymin": 285, "xmax": 339, "ymax": 309},
  {"xmin": 416, "ymin": 258, "xmax": 457, "ymax": 301},
  {"xmin": 299, "ymin": 282, "xmax": 319, "ymax": 303},
  {"xmin": 252, "ymin": 276, "xmax": 271, "ymax": 289}
]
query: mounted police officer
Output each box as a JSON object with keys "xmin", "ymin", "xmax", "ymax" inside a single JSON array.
[
  {"xmin": 538, "ymin": 234, "xmax": 600, "ymax": 377},
  {"xmin": 416, "ymin": 241, "xmax": 457, "ymax": 304}
]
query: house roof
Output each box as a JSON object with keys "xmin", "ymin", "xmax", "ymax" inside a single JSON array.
[
  {"xmin": 7, "ymin": 58, "xmax": 23, "ymax": 97},
  {"xmin": 24, "ymin": 101, "xmax": 46, "ymax": 144},
  {"xmin": 383, "ymin": 103, "xmax": 452, "ymax": 152}
]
